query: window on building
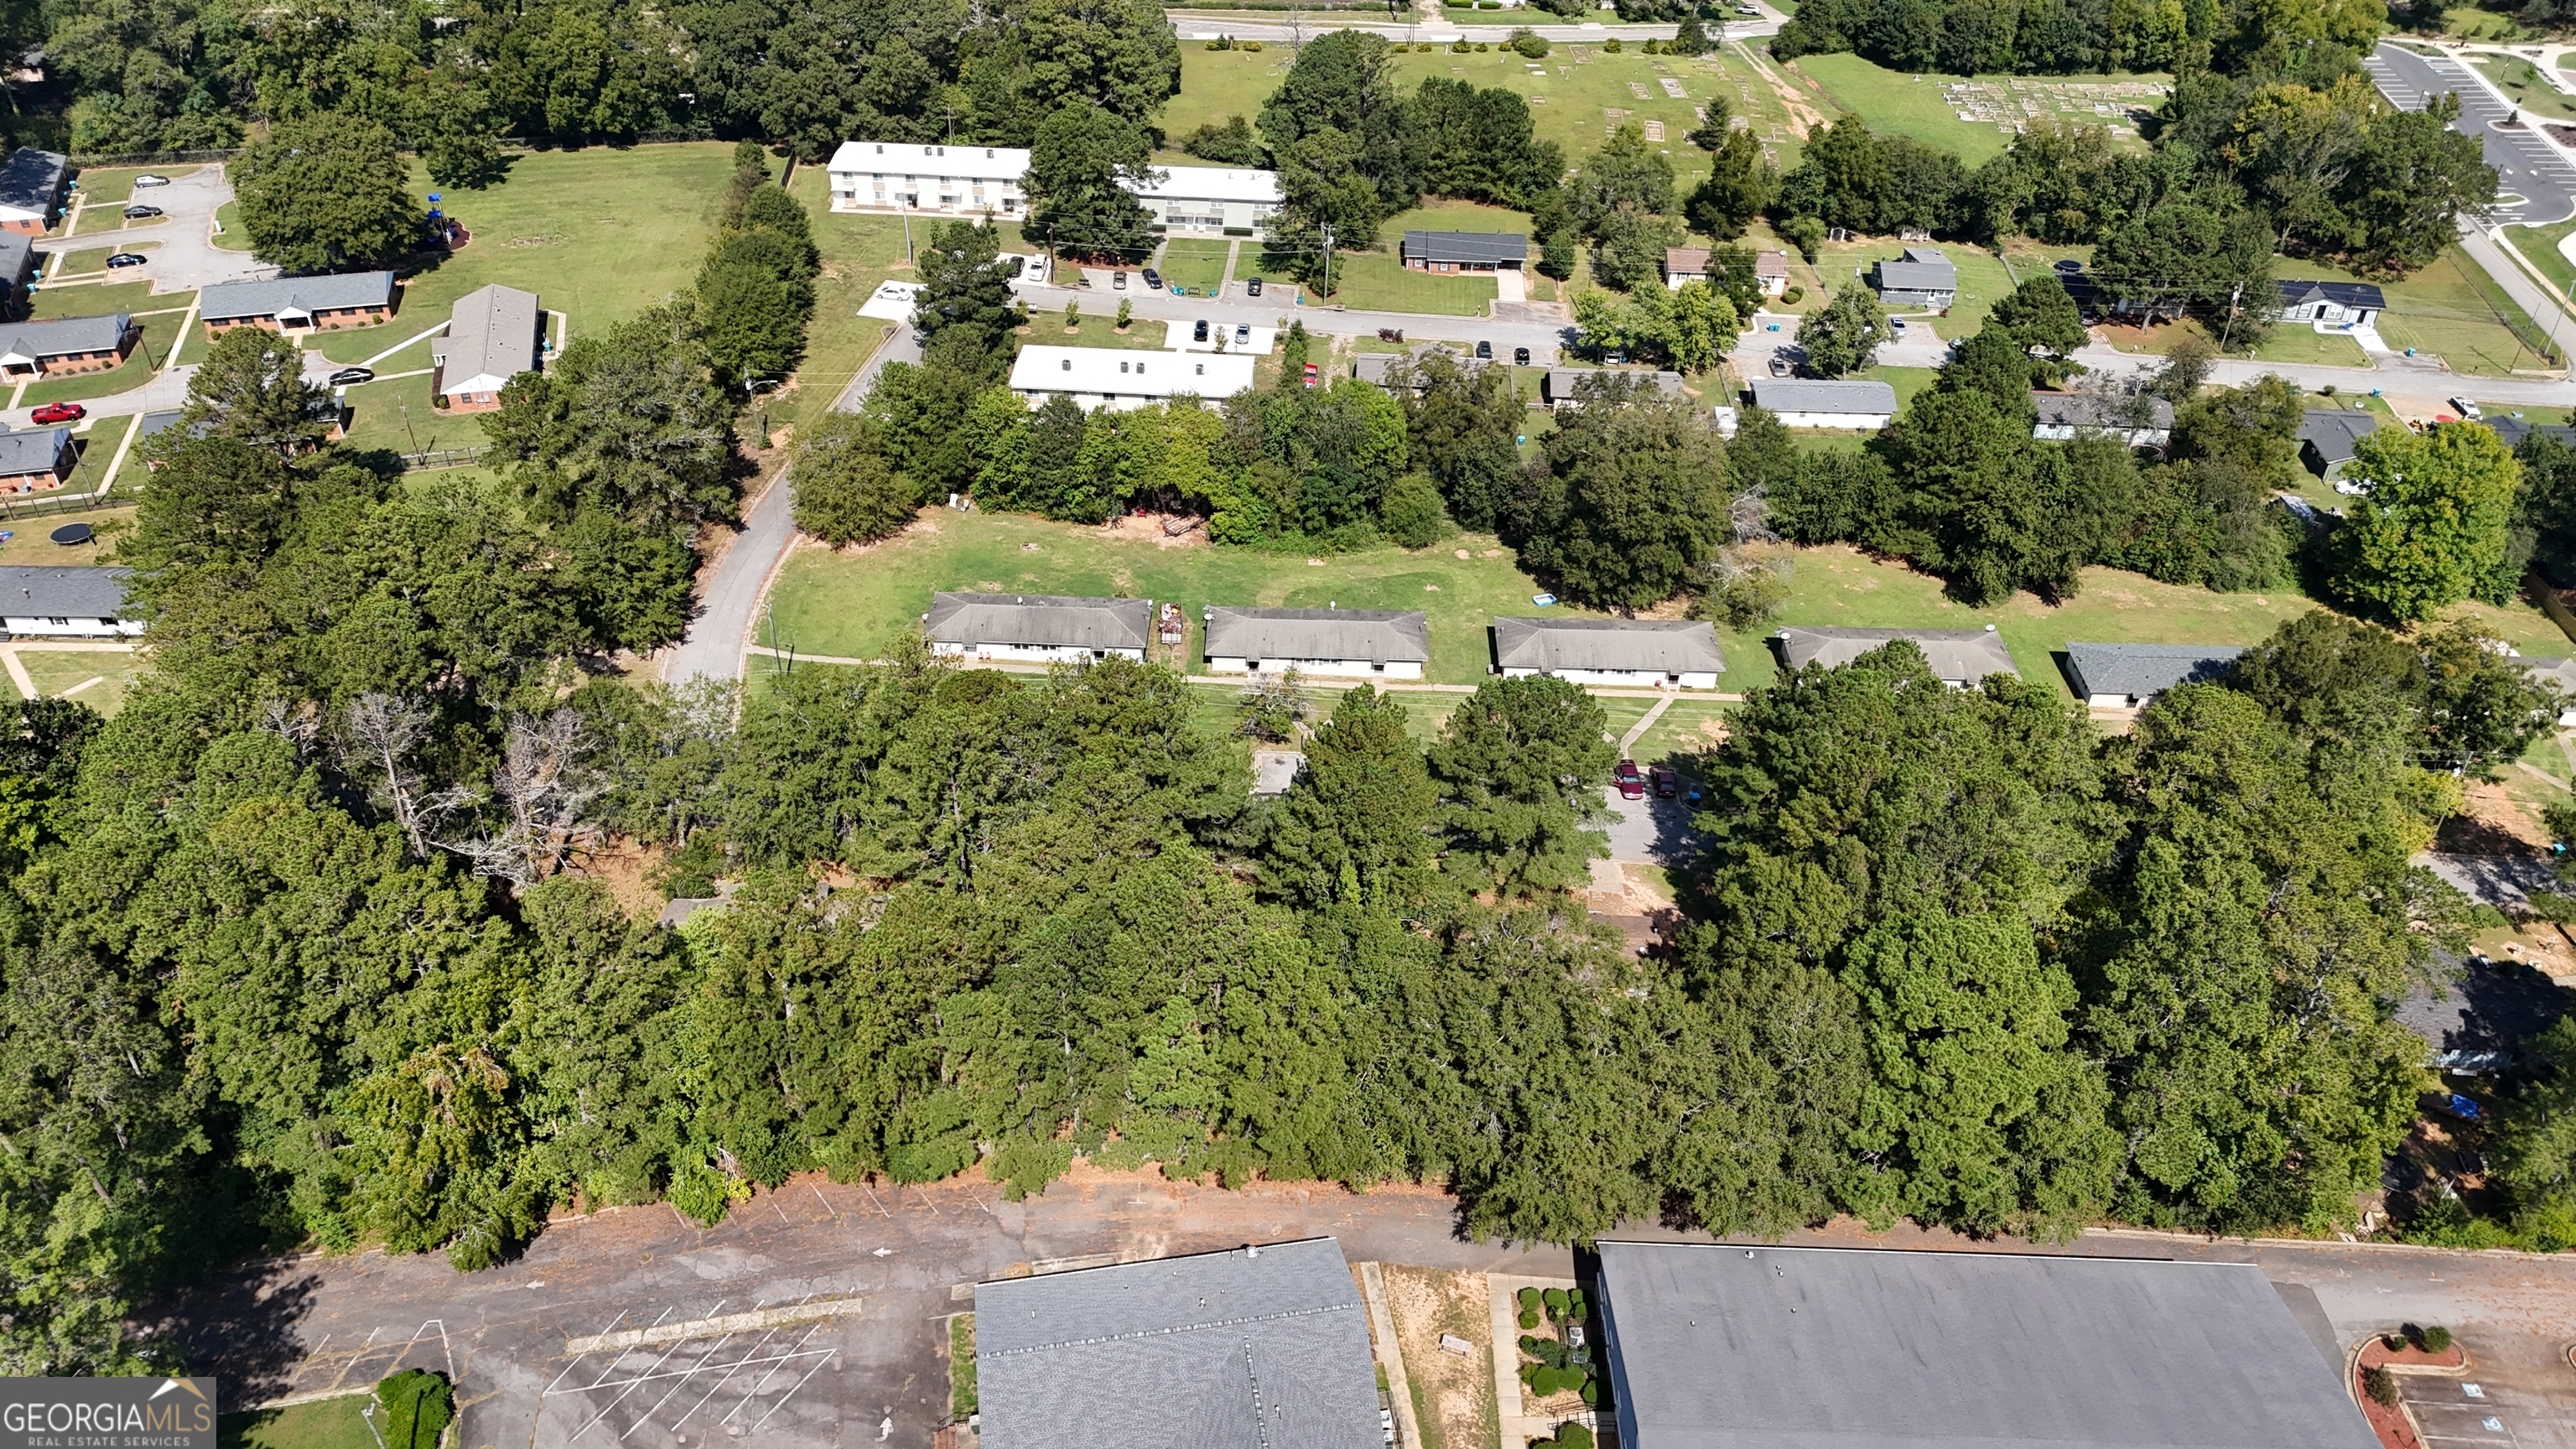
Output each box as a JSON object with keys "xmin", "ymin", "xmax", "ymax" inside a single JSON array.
[{"xmin": 42, "ymin": 616, "xmax": 66, "ymax": 626}]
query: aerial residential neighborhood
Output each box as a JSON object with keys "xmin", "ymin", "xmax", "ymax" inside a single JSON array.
[{"xmin": 5, "ymin": 1, "xmax": 2576, "ymax": 1446}]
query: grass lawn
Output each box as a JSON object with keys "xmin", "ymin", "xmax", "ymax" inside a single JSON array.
[
  {"xmin": 0, "ymin": 505, "xmax": 131, "ymax": 562},
  {"xmin": 1158, "ymin": 238, "xmax": 1233, "ymax": 294},
  {"xmin": 1384, "ymin": 45, "xmax": 1775, "ymax": 170},
  {"xmin": 1788, "ymin": 55, "xmax": 2161, "ymax": 169},
  {"xmin": 68, "ymin": 165, "xmax": 200, "ymax": 210},
  {"xmin": 2506, "ymin": 216, "xmax": 2576, "ymax": 304},
  {"xmin": 216, "ymin": 1395, "xmax": 375, "ymax": 1449},
  {"xmin": 2468, "ymin": 53, "xmax": 2576, "ymax": 121},
  {"xmin": 50, "ymin": 242, "xmax": 161, "ymax": 278},
  {"xmin": 18, "ymin": 325, "xmax": 169, "ymax": 406},
  {"xmin": 2437, "ymin": 3, "xmax": 2522, "ymax": 38},
  {"xmin": 1162, "ymin": 47, "xmax": 1295, "ymax": 144},
  {"xmin": 1631, "ymin": 699, "xmax": 1732, "ymax": 766},
  {"xmin": 211, "ymin": 200, "xmax": 252, "ymax": 251},
  {"xmin": 17, "ymin": 647, "xmax": 143, "ymax": 712},
  {"xmin": 1861, "ymin": 364, "xmax": 1938, "ymax": 411},
  {"xmin": 337, "ymin": 371, "xmax": 475, "ymax": 458},
  {"xmin": 2288, "ymin": 247, "xmax": 2560, "ymax": 376},
  {"xmin": 307, "ymin": 143, "xmax": 745, "ymax": 366},
  {"xmin": 1028, "ymin": 308, "xmax": 1172, "ymax": 348},
  {"xmin": 32, "ymin": 278, "xmax": 167, "ymax": 321},
  {"xmin": 2252, "ymin": 325, "xmax": 2371, "ymax": 368},
  {"xmin": 1328, "ymin": 251, "xmax": 1497, "ymax": 314}
]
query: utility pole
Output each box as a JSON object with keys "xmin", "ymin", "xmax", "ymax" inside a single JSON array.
[
  {"xmin": 1320, "ymin": 221, "xmax": 1333, "ymax": 301},
  {"xmin": 2217, "ymin": 280, "xmax": 2242, "ymax": 353}
]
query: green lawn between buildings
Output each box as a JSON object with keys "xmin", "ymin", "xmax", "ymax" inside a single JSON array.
[
  {"xmin": 2277, "ymin": 248, "xmax": 2557, "ymax": 377},
  {"xmin": 765, "ymin": 512, "xmax": 2576, "ymax": 703},
  {"xmin": 2506, "ymin": 214, "xmax": 2576, "ymax": 305},
  {"xmin": 217, "ymin": 1394, "xmax": 375, "ymax": 1449},
  {"xmin": 1787, "ymin": 54, "xmax": 2161, "ymax": 170}
]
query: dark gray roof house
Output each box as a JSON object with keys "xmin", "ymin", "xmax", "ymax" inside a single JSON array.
[
  {"xmin": 198, "ymin": 271, "xmax": 397, "ymax": 325},
  {"xmin": 0, "ymin": 426, "xmax": 72, "ymax": 483},
  {"xmin": 1748, "ymin": 379, "xmax": 1898, "ymax": 421},
  {"xmin": 1594, "ymin": 1242, "xmax": 2376, "ymax": 1449},
  {"xmin": 1871, "ymin": 246, "xmax": 1957, "ymax": 304},
  {"xmin": 1542, "ymin": 367, "xmax": 1687, "ymax": 408},
  {"xmin": 0, "ymin": 565, "xmax": 131, "ymax": 621},
  {"xmin": 2064, "ymin": 641, "xmax": 2243, "ymax": 706},
  {"xmin": 2279, "ymin": 278, "xmax": 2386, "ymax": 317},
  {"xmin": 2030, "ymin": 391, "xmax": 2174, "ymax": 442},
  {"xmin": 922, "ymin": 593, "xmax": 1152, "ymax": 655},
  {"xmin": 0, "ymin": 148, "xmax": 66, "ymax": 227},
  {"xmin": 0, "ymin": 313, "xmax": 127, "ymax": 369},
  {"xmin": 1204, "ymin": 606, "xmax": 1430, "ymax": 668},
  {"xmin": 1494, "ymin": 617, "xmax": 1724, "ymax": 678},
  {"xmin": 2299, "ymin": 408, "xmax": 2380, "ymax": 478},
  {"xmin": 1400, "ymin": 230, "xmax": 1528, "ymax": 267},
  {"xmin": 1775, "ymin": 625, "xmax": 2018, "ymax": 684},
  {"xmin": 974, "ymin": 1239, "xmax": 1380, "ymax": 1449},
  {"xmin": 2486, "ymin": 417, "xmax": 2576, "ymax": 452},
  {"xmin": 1353, "ymin": 348, "xmax": 1486, "ymax": 392},
  {"xmin": 0, "ymin": 230, "xmax": 34, "ymax": 300}
]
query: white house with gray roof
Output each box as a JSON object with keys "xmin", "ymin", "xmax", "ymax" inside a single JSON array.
[
  {"xmin": 1750, "ymin": 378, "xmax": 1897, "ymax": 430},
  {"xmin": 2524, "ymin": 656, "xmax": 2576, "ymax": 724},
  {"xmin": 2032, "ymin": 391, "xmax": 2174, "ymax": 448},
  {"xmin": 1870, "ymin": 246, "xmax": 1958, "ymax": 308},
  {"xmin": 1594, "ymin": 1241, "xmax": 2376, "ymax": 1449},
  {"xmin": 922, "ymin": 593, "xmax": 1152, "ymax": 665},
  {"xmin": 1542, "ymin": 367, "xmax": 1688, "ymax": 411},
  {"xmin": 0, "ymin": 565, "xmax": 139, "ymax": 636},
  {"xmin": 1775, "ymin": 625, "xmax": 2018, "ymax": 686},
  {"xmin": 1494, "ymin": 616, "xmax": 1724, "ymax": 689},
  {"xmin": 0, "ymin": 313, "xmax": 132, "ymax": 377},
  {"xmin": 2063, "ymin": 641, "xmax": 2242, "ymax": 708},
  {"xmin": 1204, "ymin": 606, "xmax": 1428, "ymax": 680},
  {"xmin": 199, "ymin": 271, "xmax": 397, "ymax": 337},
  {"xmin": 431, "ymin": 283, "xmax": 544, "ymax": 413},
  {"xmin": 2300, "ymin": 408, "xmax": 2379, "ymax": 488},
  {"xmin": 974, "ymin": 1238, "xmax": 1380, "ymax": 1449}
]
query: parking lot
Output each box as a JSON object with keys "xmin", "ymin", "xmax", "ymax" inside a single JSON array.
[{"xmin": 2397, "ymin": 1331, "xmax": 2576, "ymax": 1449}]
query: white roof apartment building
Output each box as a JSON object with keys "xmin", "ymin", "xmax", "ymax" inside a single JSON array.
[
  {"xmin": 1204, "ymin": 606, "xmax": 1430, "ymax": 681},
  {"xmin": 827, "ymin": 143, "xmax": 1280, "ymax": 236},
  {"xmin": 1008, "ymin": 345, "xmax": 1255, "ymax": 413},
  {"xmin": 1494, "ymin": 617, "xmax": 1725, "ymax": 690},
  {"xmin": 923, "ymin": 593, "xmax": 1154, "ymax": 666}
]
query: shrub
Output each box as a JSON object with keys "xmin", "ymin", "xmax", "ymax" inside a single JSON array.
[
  {"xmin": 1551, "ymin": 1424, "xmax": 1597, "ymax": 1449},
  {"xmin": 1453, "ymin": 39, "xmax": 1474, "ymax": 51},
  {"xmin": 1579, "ymin": 1374, "xmax": 1600, "ymax": 1405},
  {"xmin": 1243, "ymin": 39, "xmax": 1263, "ymax": 49},
  {"xmin": 1519, "ymin": 1308, "xmax": 1540, "ymax": 1329},
  {"xmin": 1519, "ymin": 1286, "xmax": 1542, "ymax": 1313},
  {"xmin": 2383, "ymin": 1332, "xmax": 2409, "ymax": 1351},
  {"xmin": 1780, "ymin": 284, "xmax": 1804, "ymax": 305},
  {"xmin": 1603, "ymin": 37, "xmax": 1623, "ymax": 51},
  {"xmin": 1473, "ymin": 40, "xmax": 1491, "ymax": 50},
  {"xmin": 1511, "ymin": 28, "xmax": 1551, "ymax": 56},
  {"xmin": 2423, "ymin": 1325, "xmax": 2454, "ymax": 1353},
  {"xmin": 376, "ymin": 1370, "xmax": 454, "ymax": 1449},
  {"xmin": 1569, "ymin": 1287, "xmax": 1589, "ymax": 1318},
  {"xmin": 2364, "ymin": 1367, "xmax": 2400, "ymax": 1408},
  {"xmin": 1543, "ymin": 1286, "xmax": 1570, "ymax": 1318},
  {"xmin": 1643, "ymin": 39, "xmax": 1665, "ymax": 53}
]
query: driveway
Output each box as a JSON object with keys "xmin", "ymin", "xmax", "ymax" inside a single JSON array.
[
  {"xmin": 42, "ymin": 165, "xmax": 270, "ymax": 298},
  {"xmin": 1599, "ymin": 784, "xmax": 1700, "ymax": 865}
]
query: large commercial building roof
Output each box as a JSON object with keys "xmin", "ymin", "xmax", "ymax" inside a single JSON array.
[
  {"xmin": 1749, "ymin": 378, "xmax": 1898, "ymax": 415},
  {"xmin": 825, "ymin": 140, "xmax": 1031, "ymax": 182},
  {"xmin": 1494, "ymin": 617, "xmax": 1723, "ymax": 675},
  {"xmin": 0, "ymin": 564, "xmax": 131, "ymax": 618},
  {"xmin": 922, "ymin": 593, "xmax": 1152, "ymax": 652},
  {"xmin": 1205, "ymin": 606, "xmax": 1429, "ymax": 666},
  {"xmin": 1595, "ymin": 1242, "xmax": 2375, "ymax": 1449},
  {"xmin": 974, "ymin": 1239, "xmax": 1379, "ymax": 1449},
  {"xmin": 0, "ymin": 147, "xmax": 65, "ymax": 221},
  {"xmin": 2064, "ymin": 641, "xmax": 2243, "ymax": 703},
  {"xmin": 432, "ymin": 283, "xmax": 543, "ymax": 397},
  {"xmin": 198, "ymin": 271, "xmax": 397, "ymax": 322},
  {"xmin": 1775, "ymin": 625, "xmax": 2018, "ymax": 683},
  {"xmin": 1401, "ymin": 230, "xmax": 1529, "ymax": 266},
  {"xmin": 0, "ymin": 312, "xmax": 126, "ymax": 364}
]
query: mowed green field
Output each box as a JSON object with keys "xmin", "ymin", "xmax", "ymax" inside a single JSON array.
[
  {"xmin": 766, "ymin": 514, "xmax": 2576, "ymax": 700},
  {"xmin": 1785, "ymin": 54, "xmax": 2160, "ymax": 169},
  {"xmin": 217, "ymin": 1396, "xmax": 375, "ymax": 1449},
  {"xmin": 2277, "ymin": 247, "xmax": 2556, "ymax": 377}
]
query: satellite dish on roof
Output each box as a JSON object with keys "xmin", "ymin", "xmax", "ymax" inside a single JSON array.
[{"xmin": 49, "ymin": 522, "xmax": 91, "ymax": 545}]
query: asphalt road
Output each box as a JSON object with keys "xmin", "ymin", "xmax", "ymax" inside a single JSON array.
[
  {"xmin": 2366, "ymin": 44, "xmax": 2576, "ymax": 228},
  {"xmin": 150, "ymin": 1170, "xmax": 2576, "ymax": 1449},
  {"xmin": 38, "ymin": 166, "xmax": 273, "ymax": 298}
]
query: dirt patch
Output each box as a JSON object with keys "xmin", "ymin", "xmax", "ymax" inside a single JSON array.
[
  {"xmin": 2436, "ymin": 783, "xmax": 2551, "ymax": 854},
  {"xmin": 1098, "ymin": 512, "xmax": 1213, "ymax": 548},
  {"xmin": 1736, "ymin": 42, "xmax": 1827, "ymax": 138},
  {"xmin": 568, "ymin": 837, "xmax": 668, "ymax": 920},
  {"xmin": 1384, "ymin": 1265, "xmax": 1496, "ymax": 1449}
]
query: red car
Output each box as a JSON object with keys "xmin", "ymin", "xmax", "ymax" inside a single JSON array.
[
  {"xmin": 1302, "ymin": 361, "xmax": 1320, "ymax": 388},
  {"xmin": 1613, "ymin": 759, "xmax": 1647, "ymax": 799},
  {"xmin": 1649, "ymin": 766, "xmax": 1679, "ymax": 799},
  {"xmin": 29, "ymin": 402, "xmax": 83, "ymax": 424}
]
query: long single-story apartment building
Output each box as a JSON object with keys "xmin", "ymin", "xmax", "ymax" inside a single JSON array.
[
  {"xmin": 0, "ymin": 148, "xmax": 67, "ymax": 234},
  {"xmin": 1494, "ymin": 617, "xmax": 1724, "ymax": 689},
  {"xmin": 198, "ymin": 272, "xmax": 398, "ymax": 336},
  {"xmin": 0, "ymin": 427, "xmax": 75, "ymax": 491},
  {"xmin": 1543, "ymin": 367, "xmax": 1686, "ymax": 411},
  {"xmin": 2063, "ymin": 641, "xmax": 2243, "ymax": 708},
  {"xmin": 1007, "ymin": 345, "xmax": 1254, "ymax": 412},
  {"xmin": 0, "ymin": 231, "xmax": 34, "ymax": 313},
  {"xmin": 826, "ymin": 143, "xmax": 1281, "ymax": 236},
  {"xmin": 2032, "ymin": 391, "xmax": 2175, "ymax": 448},
  {"xmin": 974, "ymin": 1239, "xmax": 1379, "ymax": 1449},
  {"xmin": 432, "ymin": 283, "xmax": 544, "ymax": 413},
  {"xmin": 0, "ymin": 564, "xmax": 141, "ymax": 637},
  {"xmin": 922, "ymin": 593, "xmax": 1152, "ymax": 665},
  {"xmin": 1353, "ymin": 349, "xmax": 1489, "ymax": 393},
  {"xmin": 1776, "ymin": 625, "xmax": 2018, "ymax": 686},
  {"xmin": 1595, "ymin": 1241, "xmax": 2376, "ymax": 1449},
  {"xmin": 1204, "ymin": 606, "xmax": 1429, "ymax": 680},
  {"xmin": 0, "ymin": 313, "xmax": 133, "ymax": 377},
  {"xmin": 1750, "ymin": 378, "xmax": 1896, "ymax": 430},
  {"xmin": 1401, "ymin": 230, "xmax": 1527, "ymax": 273}
]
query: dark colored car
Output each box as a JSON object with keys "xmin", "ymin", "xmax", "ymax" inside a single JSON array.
[
  {"xmin": 1649, "ymin": 766, "xmax": 1678, "ymax": 799},
  {"xmin": 1246, "ymin": 277, "xmax": 1263, "ymax": 297},
  {"xmin": 1142, "ymin": 267, "xmax": 1164, "ymax": 289},
  {"xmin": 1614, "ymin": 759, "xmax": 1647, "ymax": 799},
  {"xmin": 122, "ymin": 205, "xmax": 162, "ymax": 220},
  {"xmin": 327, "ymin": 366, "xmax": 375, "ymax": 387},
  {"xmin": 1514, "ymin": 345, "xmax": 1530, "ymax": 365},
  {"xmin": 1194, "ymin": 319, "xmax": 1210, "ymax": 342},
  {"xmin": 1474, "ymin": 339, "xmax": 1493, "ymax": 360},
  {"xmin": 29, "ymin": 402, "xmax": 83, "ymax": 423},
  {"xmin": 105, "ymin": 252, "xmax": 148, "ymax": 268}
]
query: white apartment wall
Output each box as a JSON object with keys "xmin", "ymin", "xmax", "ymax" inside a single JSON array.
[
  {"xmin": 930, "ymin": 641, "xmax": 1145, "ymax": 664},
  {"xmin": 1501, "ymin": 666, "xmax": 1721, "ymax": 689},
  {"xmin": 2, "ymin": 614, "xmax": 143, "ymax": 638},
  {"xmin": 1208, "ymin": 656, "xmax": 1426, "ymax": 680},
  {"xmin": 1773, "ymin": 410, "xmax": 1893, "ymax": 430}
]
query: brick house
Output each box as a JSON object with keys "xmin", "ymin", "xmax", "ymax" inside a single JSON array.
[
  {"xmin": 0, "ymin": 427, "xmax": 77, "ymax": 491},
  {"xmin": 430, "ymin": 283, "xmax": 543, "ymax": 413},
  {"xmin": 0, "ymin": 148, "xmax": 68, "ymax": 235},
  {"xmin": 199, "ymin": 271, "xmax": 398, "ymax": 337},
  {"xmin": 0, "ymin": 313, "xmax": 135, "ymax": 377}
]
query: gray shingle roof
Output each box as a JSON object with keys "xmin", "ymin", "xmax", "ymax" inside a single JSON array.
[
  {"xmin": 2031, "ymin": 392, "xmax": 2174, "ymax": 428},
  {"xmin": 0, "ymin": 427, "xmax": 70, "ymax": 480},
  {"xmin": 1775, "ymin": 625, "xmax": 2018, "ymax": 683},
  {"xmin": 1873, "ymin": 247, "xmax": 1956, "ymax": 293},
  {"xmin": 0, "ymin": 148, "xmax": 65, "ymax": 216},
  {"xmin": 2064, "ymin": 641, "xmax": 2242, "ymax": 702},
  {"xmin": 198, "ymin": 271, "xmax": 397, "ymax": 322},
  {"xmin": 2298, "ymin": 408, "xmax": 2379, "ymax": 465},
  {"xmin": 1400, "ymin": 230, "xmax": 1528, "ymax": 266},
  {"xmin": 0, "ymin": 564, "xmax": 130, "ymax": 619},
  {"xmin": 0, "ymin": 231, "xmax": 34, "ymax": 285},
  {"xmin": 1353, "ymin": 349, "xmax": 1485, "ymax": 389},
  {"xmin": 2524, "ymin": 655, "xmax": 2576, "ymax": 692},
  {"xmin": 1595, "ymin": 1242, "xmax": 2376, "ymax": 1449},
  {"xmin": 432, "ymin": 283, "xmax": 543, "ymax": 394},
  {"xmin": 1665, "ymin": 246, "xmax": 1711, "ymax": 276},
  {"xmin": 1494, "ymin": 617, "xmax": 1724, "ymax": 675},
  {"xmin": 975, "ymin": 1239, "xmax": 1379, "ymax": 1449},
  {"xmin": 1205, "ymin": 607, "xmax": 1428, "ymax": 666},
  {"xmin": 0, "ymin": 313, "xmax": 127, "ymax": 362},
  {"xmin": 2488, "ymin": 418, "xmax": 2576, "ymax": 451},
  {"xmin": 1750, "ymin": 379, "xmax": 1897, "ymax": 415},
  {"xmin": 1543, "ymin": 368, "xmax": 1685, "ymax": 402},
  {"xmin": 922, "ymin": 593, "xmax": 1151, "ymax": 652}
]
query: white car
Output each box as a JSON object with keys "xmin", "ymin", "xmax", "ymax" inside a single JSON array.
[
  {"xmin": 2450, "ymin": 397, "xmax": 2483, "ymax": 420},
  {"xmin": 132, "ymin": 174, "xmax": 170, "ymax": 188}
]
